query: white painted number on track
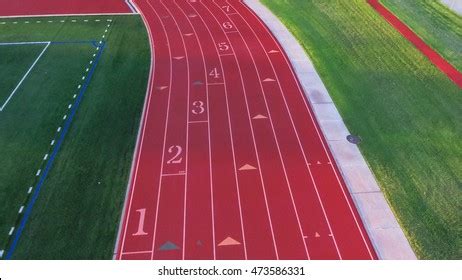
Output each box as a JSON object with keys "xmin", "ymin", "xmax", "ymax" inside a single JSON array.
[
  {"xmin": 222, "ymin": 6, "xmax": 230, "ymax": 12},
  {"xmin": 209, "ymin": 67, "xmax": 221, "ymax": 79},
  {"xmin": 218, "ymin": 42, "xmax": 230, "ymax": 52},
  {"xmin": 167, "ymin": 145, "xmax": 183, "ymax": 164},
  {"xmin": 222, "ymin": 22, "xmax": 233, "ymax": 30},
  {"xmin": 191, "ymin": 101, "xmax": 205, "ymax": 115},
  {"xmin": 132, "ymin": 208, "xmax": 148, "ymax": 236}
]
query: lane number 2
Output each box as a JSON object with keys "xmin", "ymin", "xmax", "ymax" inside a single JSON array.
[
  {"xmin": 192, "ymin": 101, "xmax": 205, "ymax": 115},
  {"xmin": 167, "ymin": 145, "xmax": 183, "ymax": 164}
]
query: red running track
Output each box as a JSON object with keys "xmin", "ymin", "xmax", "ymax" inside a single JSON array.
[
  {"xmin": 368, "ymin": 0, "xmax": 462, "ymax": 89},
  {"xmin": 115, "ymin": 0, "xmax": 377, "ymax": 260},
  {"xmin": 0, "ymin": 0, "xmax": 132, "ymax": 17}
]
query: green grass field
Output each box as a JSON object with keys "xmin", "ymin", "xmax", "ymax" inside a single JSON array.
[
  {"xmin": 381, "ymin": 0, "xmax": 462, "ymax": 71},
  {"xmin": 261, "ymin": 0, "xmax": 462, "ymax": 259},
  {"xmin": 0, "ymin": 15, "xmax": 150, "ymax": 259}
]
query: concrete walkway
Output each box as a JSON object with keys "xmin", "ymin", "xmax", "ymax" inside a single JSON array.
[
  {"xmin": 244, "ymin": 0, "xmax": 416, "ymax": 260},
  {"xmin": 442, "ymin": 0, "xmax": 462, "ymax": 16}
]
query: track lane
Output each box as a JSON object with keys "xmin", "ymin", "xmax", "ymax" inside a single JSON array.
[
  {"xmin": 201, "ymin": 1, "xmax": 309, "ymax": 259},
  {"xmin": 181, "ymin": 0, "xmax": 280, "ymax": 260},
  {"xmin": 162, "ymin": 0, "xmax": 215, "ymax": 260},
  {"xmin": 146, "ymin": 0, "xmax": 188, "ymax": 260},
  {"xmin": 117, "ymin": 0, "xmax": 170, "ymax": 259},
  {"xmin": 230, "ymin": 0, "xmax": 377, "ymax": 259},
  {"xmin": 216, "ymin": 0, "xmax": 341, "ymax": 260}
]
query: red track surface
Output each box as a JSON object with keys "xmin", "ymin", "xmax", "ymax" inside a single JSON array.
[
  {"xmin": 0, "ymin": 0, "xmax": 131, "ymax": 16},
  {"xmin": 116, "ymin": 0, "xmax": 377, "ymax": 260},
  {"xmin": 368, "ymin": 0, "xmax": 462, "ymax": 89}
]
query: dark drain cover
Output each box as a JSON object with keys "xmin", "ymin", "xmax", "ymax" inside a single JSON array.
[{"xmin": 347, "ymin": 134, "xmax": 362, "ymax": 144}]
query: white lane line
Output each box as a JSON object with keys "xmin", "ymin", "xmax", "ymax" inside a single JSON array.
[
  {"xmin": 240, "ymin": 1, "xmax": 375, "ymax": 258},
  {"xmin": 216, "ymin": 0, "xmax": 311, "ymax": 258},
  {"xmin": 0, "ymin": 42, "xmax": 51, "ymax": 111},
  {"xmin": 158, "ymin": 1, "xmax": 192, "ymax": 261},
  {"xmin": 175, "ymin": 0, "xmax": 216, "ymax": 259},
  {"xmin": 189, "ymin": 1, "xmax": 251, "ymax": 259},
  {"xmin": 145, "ymin": 1, "xmax": 174, "ymax": 260}
]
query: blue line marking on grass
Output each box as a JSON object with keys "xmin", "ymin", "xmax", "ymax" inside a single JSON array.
[{"xmin": 5, "ymin": 42, "xmax": 107, "ymax": 260}]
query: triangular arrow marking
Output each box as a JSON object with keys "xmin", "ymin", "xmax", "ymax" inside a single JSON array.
[
  {"xmin": 218, "ymin": 237, "xmax": 241, "ymax": 246},
  {"xmin": 253, "ymin": 114, "xmax": 267, "ymax": 120},
  {"xmin": 239, "ymin": 164, "xmax": 256, "ymax": 171},
  {"xmin": 316, "ymin": 161, "xmax": 321, "ymax": 165},
  {"xmin": 263, "ymin": 78, "xmax": 275, "ymax": 82},
  {"xmin": 315, "ymin": 232, "xmax": 320, "ymax": 238},
  {"xmin": 158, "ymin": 241, "xmax": 180, "ymax": 251}
]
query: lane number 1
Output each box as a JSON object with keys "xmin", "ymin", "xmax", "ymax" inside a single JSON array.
[{"xmin": 132, "ymin": 208, "xmax": 148, "ymax": 236}]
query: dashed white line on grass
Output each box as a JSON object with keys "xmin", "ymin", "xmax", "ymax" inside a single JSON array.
[
  {"xmin": 43, "ymin": 154, "xmax": 48, "ymax": 161},
  {"xmin": 82, "ymin": 76, "xmax": 85, "ymax": 80},
  {"xmin": 18, "ymin": 206, "xmax": 24, "ymax": 214},
  {"xmin": 57, "ymin": 127, "xmax": 61, "ymax": 132},
  {"xmin": 36, "ymin": 169, "xmax": 41, "ymax": 176},
  {"xmin": 63, "ymin": 115, "xmax": 67, "ymax": 120},
  {"xmin": 0, "ymin": 250, "xmax": 4, "ymax": 258},
  {"xmin": 78, "ymin": 85, "xmax": 81, "ymax": 89},
  {"xmin": 8, "ymin": 227, "xmax": 14, "ymax": 236},
  {"xmin": 73, "ymin": 94, "xmax": 77, "ymax": 99},
  {"xmin": 28, "ymin": 187, "xmax": 33, "ymax": 194},
  {"xmin": 68, "ymin": 104, "xmax": 72, "ymax": 109},
  {"xmin": 86, "ymin": 68, "xmax": 89, "ymax": 72},
  {"xmin": 50, "ymin": 140, "xmax": 55, "ymax": 146}
]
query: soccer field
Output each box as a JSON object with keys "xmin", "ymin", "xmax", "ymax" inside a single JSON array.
[
  {"xmin": 261, "ymin": 0, "xmax": 462, "ymax": 259},
  {"xmin": 0, "ymin": 15, "xmax": 150, "ymax": 259}
]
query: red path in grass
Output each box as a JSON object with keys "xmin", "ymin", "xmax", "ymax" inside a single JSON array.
[
  {"xmin": 0, "ymin": 0, "xmax": 132, "ymax": 17},
  {"xmin": 115, "ymin": 0, "xmax": 377, "ymax": 260},
  {"xmin": 368, "ymin": 0, "xmax": 462, "ymax": 89}
]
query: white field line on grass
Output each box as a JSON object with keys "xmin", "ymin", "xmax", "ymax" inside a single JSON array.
[{"xmin": 0, "ymin": 41, "xmax": 50, "ymax": 112}]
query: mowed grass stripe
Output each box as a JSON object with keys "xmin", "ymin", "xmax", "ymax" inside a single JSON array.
[
  {"xmin": 261, "ymin": 0, "xmax": 461, "ymax": 259},
  {"xmin": 381, "ymin": 0, "xmax": 462, "ymax": 72}
]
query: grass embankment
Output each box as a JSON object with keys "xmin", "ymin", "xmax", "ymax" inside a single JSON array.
[
  {"xmin": 261, "ymin": 0, "xmax": 461, "ymax": 259},
  {"xmin": 0, "ymin": 15, "xmax": 150, "ymax": 259},
  {"xmin": 381, "ymin": 0, "xmax": 462, "ymax": 71}
]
